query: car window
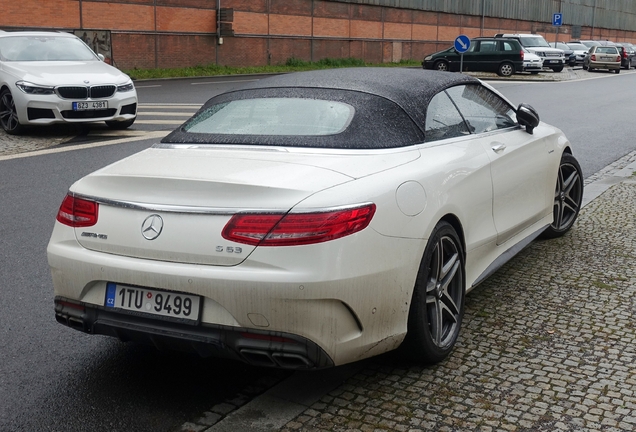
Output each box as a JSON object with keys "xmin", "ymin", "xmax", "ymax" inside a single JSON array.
[
  {"xmin": 479, "ymin": 41, "xmax": 497, "ymax": 52},
  {"xmin": 597, "ymin": 47, "xmax": 618, "ymax": 54},
  {"xmin": 519, "ymin": 36, "xmax": 550, "ymax": 47},
  {"xmin": 502, "ymin": 41, "xmax": 516, "ymax": 51},
  {"xmin": 445, "ymin": 85, "xmax": 517, "ymax": 134},
  {"xmin": 185, "ymin": 98, "xmax": 354, "ymax": 136},
  {"xmin": 424, "ymin": 91, "xmax": 470, "ymax": 142}
]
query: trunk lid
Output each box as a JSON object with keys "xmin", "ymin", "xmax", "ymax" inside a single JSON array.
[{"xmin": 71, "ymin": 146, "xmax": 418, "ymax": 266}]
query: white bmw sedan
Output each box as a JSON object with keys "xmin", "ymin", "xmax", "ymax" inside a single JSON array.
[
  {"xmin": 0, "ymin": 31, "xmax": 137, "ymax": 135},
  {"xmin": 47, "ymin": 68, "xmax": 583, "ymax": 369}
]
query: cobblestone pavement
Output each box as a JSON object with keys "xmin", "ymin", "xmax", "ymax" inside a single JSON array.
[
  {"xmin": 0, "ymin": 125, "xmax": 78, "ymax": 156},
  {"xmin": 276, "ymin": 173, "xmax": 636, "ymax": 431}
]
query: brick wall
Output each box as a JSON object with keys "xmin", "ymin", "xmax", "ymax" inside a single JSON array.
[{"xmin": 3, "ymin": 0, "xmax": 636, "ymax": 70}]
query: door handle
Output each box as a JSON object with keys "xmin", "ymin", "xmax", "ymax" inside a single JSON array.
[{"xmin": 491, "ymin": 143, "xmax": 506, "ymax": 153}]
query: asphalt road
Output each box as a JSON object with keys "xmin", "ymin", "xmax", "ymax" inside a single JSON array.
[{"xmin": 1, "ymin": 71, "xmax": 635, "ymax": 432}]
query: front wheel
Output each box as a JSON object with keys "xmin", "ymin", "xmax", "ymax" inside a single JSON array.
[
  {"xmin": 0, "ymin": 88, "xmax": 25, "ymax": 135},
  {"xmin": 433, "ymin": 60, "xmax": 449, "ymax": 72},
  {"xmin": 497, "ymin": 62, "xmax": 515, "ymax": 77},
  {"xmin": 402, "ymin": 221, "xmax": 465, "ymax": 364},
  {"xmin": 540, "ymin": 153, "xmax": 583, "ymax": 239},
  {"xmin": 551, "ymin": 66, "xmax": 564, "ymax": 72},
  {"xmin": 105, "ymin": 117, "xmax": 136, "ymax": 129}
]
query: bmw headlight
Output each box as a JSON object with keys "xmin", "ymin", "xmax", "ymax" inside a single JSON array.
[
  {"xmin": 116, "ymin": 81, "xmax": 135, "ymax": 92},
  {"xmin": 16, "ymin": 81, "xmax": 55, "ymax": 95}
]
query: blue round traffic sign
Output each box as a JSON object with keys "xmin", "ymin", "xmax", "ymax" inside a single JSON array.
[{"xmin": 454, "ymin": 35, "xmax": 471, "ymax": 53}]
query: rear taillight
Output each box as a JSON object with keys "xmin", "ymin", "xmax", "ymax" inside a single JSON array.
[
  {"xmin": 591, "ymin": 54, "xmax": 596, "ymax": 61},
  {"xmin": 222, "ymin": 204, "xmax": 376, "ymax": 246},
  {"xmin": 56, "ymin": 194, "xmax": 99, "ymax": 227},
  {"xmin": 623, "ymin": 50, "xmax": 628, "ymax": 59},
  {"xmin": 520, "ymin": 50, "xmax": 524, "ymax": 60},
  {"xmin": 617, "ymin": 55, "xmax": 622, "ymax": 62}
]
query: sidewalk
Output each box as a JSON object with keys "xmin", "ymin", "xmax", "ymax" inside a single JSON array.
[{"xmin": 188, "ymin": 150, "xmax": 636, "ymax": 432}]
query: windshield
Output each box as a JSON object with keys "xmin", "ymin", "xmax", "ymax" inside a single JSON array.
[
  {"xmin": 519, "ymin": 36, "xmax": 550, "ymax": 48},
  {"xmin": 567, "ymin": 43, "xmax": 588, "ymax": 51},
  {"xmin": 0, "ymin": 36, "xmax": 97, "ymax": 61}
]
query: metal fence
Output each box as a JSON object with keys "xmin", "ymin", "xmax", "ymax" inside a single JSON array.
[{"xmin": 331, "ymin": 0, "xmax": 636, "ymax": 31}]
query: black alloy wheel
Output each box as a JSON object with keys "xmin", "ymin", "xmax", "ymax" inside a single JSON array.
[
  {"xmin": 541, "ymin": 153, "xmax": 584, "ymax": 239},
  {"xmin": 402, "ymin": 221, "xmax": 465, "ymax": 364},
  {"xmin": 0, "ymin": 88, "xmax": 24, "ymax": 135},
  {"xmin": 434, "ymin": 60, "xmax": 449, "ymax": 72}
]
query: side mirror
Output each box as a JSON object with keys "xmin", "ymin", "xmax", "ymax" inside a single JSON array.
[
  {"xmin": 517, "ymin": 103, "xmax": 540, "ymax": 134},
  {"xmin": 97, "ymin": 53, "xmax": 105, "ymax": 62}
]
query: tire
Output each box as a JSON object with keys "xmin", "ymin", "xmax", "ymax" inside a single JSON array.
[
  {"xmin": 105, "ymin": 117, "xmax": 136, "ymax": 129},
  {"xmin": 624, "ymin": 61, "xmax": 631, "ymax": 70},
  {"xmin": 497, "ymin": 62, "xmax": 515, "ymax": 77},
  {"xmin": 551, "ymin": 66, "xmax": 564, "ymax": 72},
  {"xmin": 402, "ymin": 221, "xmax": 465, "ymax": 364},
  {"xmin": 615, "ymin": 68, "xmax": 621, "ymax": 74},
  {"xmin": 540, "ymin": 153, "xmax": 583, "ymax": 239},
  {"xmin": 530, "ymin": 71, "xmax": 539, "ymax": 75},
  {"xmin": 433, "ymin": 60, "xmax": 449, "ymax": 72},
  {"xmin": 0, "ymin": 88, "xmax": 25, "ymax": 135},
  {"xmin": 582, "ymin": 64, "xmax": 588, "ymax": 71}
]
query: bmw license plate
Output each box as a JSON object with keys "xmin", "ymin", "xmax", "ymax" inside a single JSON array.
[
  {"xmin": 73, "ymin": 101, "xmax": 108, "ymax": 111},
  {"xmin": 105, "ymin": 282, "xmax": 201, "ymax": 322}
]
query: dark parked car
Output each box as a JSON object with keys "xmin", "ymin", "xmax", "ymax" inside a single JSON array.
[
  {"xmin": 550, "ymin": 42, "xmax": 576, "ymax": 66},
  {"xmin": 614, "ymin": 44, "xmax": 635, "ymax": 69},
  {"xmin": 422, "ymin": 37, "xmax": 523, "ymax": 77}
]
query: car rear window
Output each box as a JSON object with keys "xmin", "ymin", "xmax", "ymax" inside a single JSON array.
[
  {"xmin": 597, "ymin": 47, "xmax": 618, "ymax": 54},
  {"xmin": 184, "ymin": 98, "xmax": 354, "ymax": 136},
  {"xmin": 163, "ymin": 88, "xmax": 425, "ymax": 149}
]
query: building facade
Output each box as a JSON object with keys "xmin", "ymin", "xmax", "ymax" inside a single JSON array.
[{"xmin": 2, "ymin": 0, "xmax": 636, "ymax": 70}]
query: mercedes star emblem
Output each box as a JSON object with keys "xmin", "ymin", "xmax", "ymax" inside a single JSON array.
[{"xmin": 141, "ymin": 214, "xmax": 163, "ymax": 240}]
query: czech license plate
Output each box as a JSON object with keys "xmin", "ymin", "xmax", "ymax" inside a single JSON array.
[
  {"xmin": 105, "ymin": 283, "xmax": 201, "ymax": 322},
  {"xmin": 73, "ymin": 101, "xmax": 108, "ymax": 111}
]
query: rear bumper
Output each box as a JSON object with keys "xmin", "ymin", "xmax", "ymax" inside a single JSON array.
[{"xmin": 55, "ymin": 297, "xmax": 334, "ymax": 369}]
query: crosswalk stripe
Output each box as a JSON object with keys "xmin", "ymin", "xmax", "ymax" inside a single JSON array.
[
  {"xmin": 135, "ymin": 119, "xmax": 185, "ymax": 125},
  {"xmin": 137, "ymin": 112, "xmax": 194, "ymax": 117}
]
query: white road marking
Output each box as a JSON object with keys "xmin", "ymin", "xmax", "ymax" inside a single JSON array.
[
  {"xmin": 0, "ymin": 131, "xmax": 170, "ymax": 161},
  {"xmin": 135, "ymin": 120, "xmax": 185, "ymax": 125},
  {"xmin": 191, "ymin": 79, "xmax": 260, "ymax": 85},
  {"xmin": 137, "ymin": 112, "xmax": 194, "ymax": 117}
]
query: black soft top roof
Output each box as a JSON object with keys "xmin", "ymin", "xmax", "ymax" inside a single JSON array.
[
  {"xmin": 162, "ymin": 68, "xmax": 481, "ymax": 149},
  {"xmin": 232, "ymin": 67, "xmax": 478, "ymax": 125}
]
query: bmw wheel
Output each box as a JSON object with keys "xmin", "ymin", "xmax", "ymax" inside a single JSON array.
[
  {"xmin": 402, "ymin": 221, "xmax": 465, "ymax": 364},
  {"xmin": 541, "ymin": 153, "xmax": 583, "ymax": 239},
  {"xmin": 497, "ymin": 62, "xmax": 515, "ymax": 77},
  {"xmin": 434, "ymin": 60, "xmax": 449, "ymax": 72},
  {"xmin": 0, "ymin": 88, "xmax": 24, "ymax": 135},
  {"xmin": 105, "ymin": 117, "xmax": 136, "ymax": 129}
]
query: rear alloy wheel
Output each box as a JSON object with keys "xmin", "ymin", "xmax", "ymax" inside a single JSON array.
[
  {"xmin": 625, "ymin": 61, "xmax": 631, "ymax": 70},
  {"xmin": 402, "ymin": 221, "xmax": 465, "ymax": 364},
  {"xmin": 434, "ymin": 60, "xmax": 449, "ymax": 72},
  {"xmin": 105, "ymin": 117, "xmax": 136, "ymax": 129},
  {"xmin": 0, "ymin": 88, "xmax": 24, "ymax": 135},
  {"xmin": 497, "ymin": 62, "xmax": 515, "ymax": 77},
  {"xmin": 540, "ymin": 153, "xmax": 583, "ymax": 239}
]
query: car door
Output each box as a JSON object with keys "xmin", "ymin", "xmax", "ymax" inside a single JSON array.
[
  {"xmin": 471, "ymin": 40, "xmax": 499, "ymax": 72},
  {"xmin": 445, "ymin": 84, "xmax": 552, "ymax": 245}
]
